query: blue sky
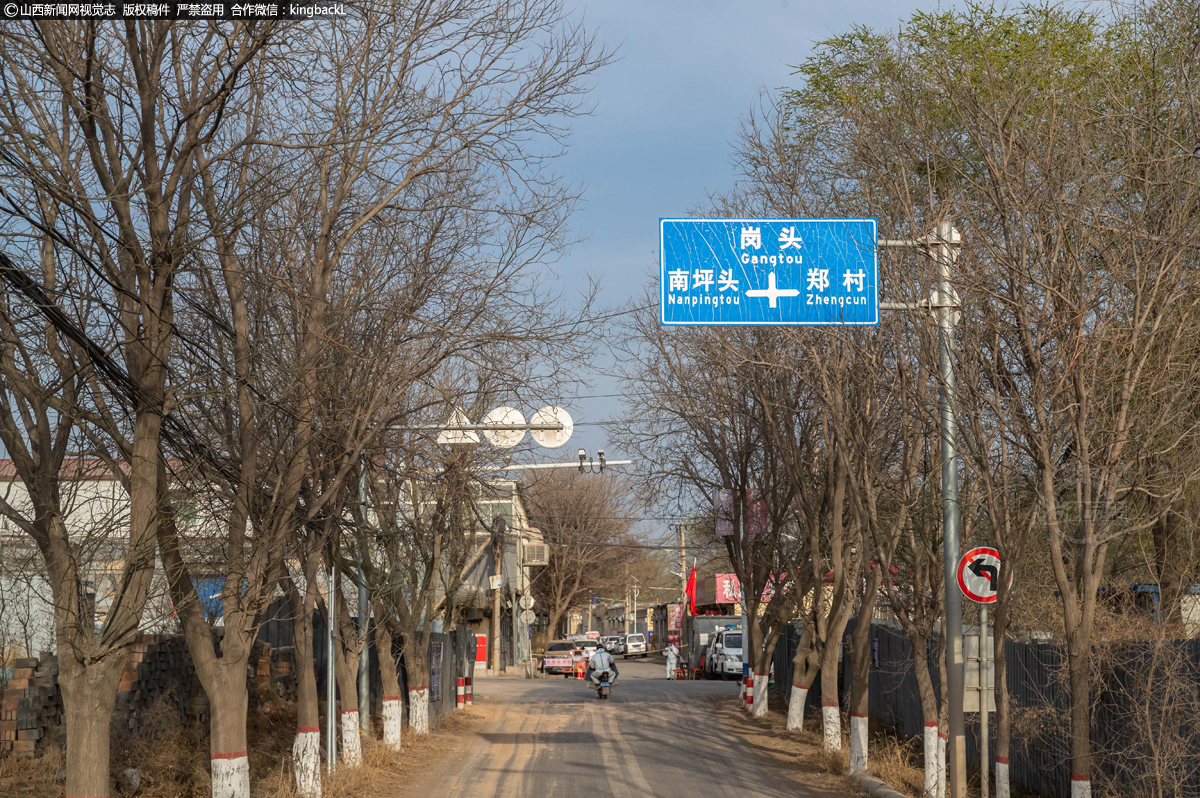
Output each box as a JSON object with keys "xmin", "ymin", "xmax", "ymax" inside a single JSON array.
[{"xmin": 544, "ymin": 0, "xmax": 957, "ymax": 464}]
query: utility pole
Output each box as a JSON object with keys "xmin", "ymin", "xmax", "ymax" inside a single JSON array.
[
  {"xmin": 357, "ymin": 463, "xmax": 370, "ymax": 737},
  {"xmin": 879, "ymin": 222, "xmax": 964, "ymax": 798},
  {"xmin": 679, "ymin": 524, "xmax": 687, "ymax": 602},
  {"xmin": 512, "ymin": 527, "xmax": 522, "ymax": 668},
  {"xmin": 632, "ymin": 578, "xmax": 639, "ymax": 635},
  {"xmin": 624, "ymin": 564, "xmax": 630, "ymax": 637},
  {"xmin": 357, "ymin": 570, "xmax": 369, "ymax": 737},
  {"xmin": 936, "ymin": 222, "xmax": 967, "ymax": 798},
  {"xmin": 680, "ymin": 523, "xmax": 688, "ymax": 662},
  {"xmin": 491, "ymin": 520, "xmax": 503, "ymax": 673}
]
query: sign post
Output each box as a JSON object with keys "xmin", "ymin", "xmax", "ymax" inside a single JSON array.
[
  {"xmin": 660, "ymin": 218, "xmax": 965, "ymax": 798},
  {"xmin": 958, "ymin": 546, "xmax": 1002, "ymax": 798}
]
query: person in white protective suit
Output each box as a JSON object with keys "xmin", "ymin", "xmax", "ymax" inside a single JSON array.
[
  {"xmin": 587, "ymin": 646, "xmax": 618, "ymax": 686},
  {"xmin": 665, "ymin": 641, "xmax": 679, "ymax": 679}
]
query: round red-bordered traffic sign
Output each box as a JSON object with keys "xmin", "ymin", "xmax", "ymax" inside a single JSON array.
[{"xmin": 957, "ymin": 547, "xmax": 1004, "ymax": 604}]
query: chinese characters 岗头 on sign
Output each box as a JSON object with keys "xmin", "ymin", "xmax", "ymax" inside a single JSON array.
[{"xmin": 659, "ymin": 219, "xmax": 879, "ymax": 326}]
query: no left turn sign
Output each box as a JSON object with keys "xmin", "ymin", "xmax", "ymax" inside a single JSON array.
[{"xmin": 957, "ymin": 547, "xmax": 1003, "ymax": 604}]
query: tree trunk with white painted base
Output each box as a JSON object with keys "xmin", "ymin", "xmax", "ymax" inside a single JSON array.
[
  {"xmin": 373, "ymin": 604, "xmax": 402, "ymax": 750},
  {"xmin": 292, "ymin": 731, "xmax": 321, "ymax": 798},
  {"xmin": 286, "ymin": 576, "xmax": 321, "ymax": 797},
  {"xmin": 819, "ymin": 641, "xmax": 842, "ymax": 751},
  {"xmin": 333, "ymin": 652, "xmax": 362, "ymax": 766},
  {"xmin": 752, "ymin": 672, "xmax": 768, "ymax": 717},
  {"xmin": 407, "ymin": 645, "xmax": 430, "ymax": 735},
  {"xmin": 788, "ymin": 686, "xmax": 809, "ymax": 731},
  {"xmin": 849, "ymin": 713, "xmax": 868, "ymax": 773},
  {"xmin": 787, "ymin": 623, "xmax": 820, "ymax": 731},
  {"xmin": 408, "ymin": 686, "xmax": 430, "ymax": 735},
  {"xmin": 328, "ymin": 574, "xmax": 365, "ymax": 767},
  {"xmin": 340, "ymin": 710, "xmax": 361, "ymax": 767},
  {"xmin": 847, "ymin": 624, "xmax": 871, "ymax": 772},
  {"xmin": 923, "ymin": 724, "xmax": 940, "ymax": 798},
  {"xmin": 937, "ymin": 732, "xmax": 947, "ymax": 798},
  {"xmin": 992, "ymin": 595, "xmax": 1012, "ymax": 798},
  {"xmin": 901, "ymin": 630, "xmax": 943, "ymax": 798},
  {"xmin": 995, "ymin": 757, "xmax": 1009, "ymax": 798},
  {"xmin": 1066, "ymin": 638, "xmax": 1092, "ymax": 798},
  {"xmin": 208, "ymin": 672, "xmax": 251, "ymax": 798}
]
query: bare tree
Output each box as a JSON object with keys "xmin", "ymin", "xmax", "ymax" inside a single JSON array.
[
  {"xmin": 523, "ymin": 470, "xmax": 637, "ymax": 640},
  {"xmin": 777, "ymin": 6, "xmax": 1200, "ymax": 797},
  {"xmin": 148, "ymin": 5, "xmax": 608, "ymax": 796},
  {"xmin": 0, "ymin": 21, "xmax": 281, "ymax": 798},
  {"xmin": 620, "ymin": 322, "xmax": 815, "ymax": 719}
]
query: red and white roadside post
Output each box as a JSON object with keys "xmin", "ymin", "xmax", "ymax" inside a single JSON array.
[{"xmin": 456, "ymin": 678, "xmax": 465, "ymax": 709}]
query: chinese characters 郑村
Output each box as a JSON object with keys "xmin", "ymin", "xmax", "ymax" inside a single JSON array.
[{"xmin": 843, "ymin": 269, "xmax": 865, "ymax": 292}]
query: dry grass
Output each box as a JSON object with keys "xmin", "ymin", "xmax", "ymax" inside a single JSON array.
[
  {"xmin": 0, "ymin": 691, "xmax": 481, "ymax": 798},
  {"xmin": 0, "ymin": 741, "xmax": 64, "ymax": 798},
  {"xmin": 867, "ymin": 727, "xmax": 926, "ymax": 798}
]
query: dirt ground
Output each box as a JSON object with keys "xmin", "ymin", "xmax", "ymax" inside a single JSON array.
[{"xmin": 696, "ymin": 693, "xmax": 865, "ymax": 798}]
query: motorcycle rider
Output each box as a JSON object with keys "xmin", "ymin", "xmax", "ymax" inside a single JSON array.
[{"xmin": 587, "ymin": 645, "xmax": 619, "ymax": 687}]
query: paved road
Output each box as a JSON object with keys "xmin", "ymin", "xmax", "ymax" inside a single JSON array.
[{"xmin": 417, "ymin": 656, "xmax": 820, "ymax": 798}]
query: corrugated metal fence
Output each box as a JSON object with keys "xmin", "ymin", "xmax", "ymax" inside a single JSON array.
[
  {"xmin": 259, "ymin": 598, "xmax": 471, "ymax": 732},
  {"xmin": 774, "ymin": 620, "xmax": 1200, "ymax": 798}
]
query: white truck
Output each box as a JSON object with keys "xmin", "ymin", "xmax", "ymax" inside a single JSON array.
[{"xmin": 705, "ymin": 628, "xmax": 743, "ymax": 679}]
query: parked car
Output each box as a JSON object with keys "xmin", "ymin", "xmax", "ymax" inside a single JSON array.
[
  {"xmin": 541, "ymin": 640, "xmax": 584, "ymax": 675},
  {"xmin": 611, "ymin": 635, "xmax": 626, "ymax": 655},
  {"xmin": 623, "ymin": 632, "xmax": 647, "ymax": 658},
  {"xmin": 601, "ymin": 636, "xmax": 618, "ymax": 652},
  {"xmin": 705, "ymin": 628, "xmax": 743, "ymax": 679}
]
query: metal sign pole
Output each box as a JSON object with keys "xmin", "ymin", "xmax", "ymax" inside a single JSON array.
[
  {"xmin": 327, "ymin": 565, "xmax": 337, "ymax": 773},
  {"xmin": 936, "ymin": 222, "xmax": 967, "ymax": 798},
  {"xmin": 880, "ymin": 223, "xmax": 964, "ymax": 798},
  {"xmin": 357, "ymin": 463, "xmax": 370, "ymax": 737},
  {"xmin": 358, "ymin": 572, "xmax": 369, "ymax": 736},
  {"xmin": 980, "ymin": 603, "xmax": 989, "ymax": 798}
]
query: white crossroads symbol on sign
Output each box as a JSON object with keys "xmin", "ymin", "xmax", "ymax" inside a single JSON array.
[
  {"xmin": 744, "ymin": 271, "xmax": 800, "ymax": 308},
  {"xmin": 957, "ymin": 547, "xmax": 1003, "ymax": 604}
]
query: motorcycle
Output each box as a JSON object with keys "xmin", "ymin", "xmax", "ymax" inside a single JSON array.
[{"xmin": 594, "ymin": 669, "xmax": 614, "ymax": 699}]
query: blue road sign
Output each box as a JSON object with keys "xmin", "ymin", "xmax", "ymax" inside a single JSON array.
[{"xmin": 659, "ymin": 218, "xmax": 878, "ymax": 326}]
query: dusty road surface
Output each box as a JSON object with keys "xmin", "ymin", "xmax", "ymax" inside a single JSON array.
[{"xmin": 409, "ymin": 656, "xmax": 830, "ymax": 798}]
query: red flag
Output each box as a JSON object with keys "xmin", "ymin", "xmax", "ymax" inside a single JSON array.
[{"xmin": 685, "ymin": 560, "xmax": 698, "ymax": 614}]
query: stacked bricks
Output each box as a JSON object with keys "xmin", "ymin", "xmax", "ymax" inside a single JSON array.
[
  {"xmin": 268, "ymin": 646, "xmax": 297, "ymax": 702},
  {"xmin": 112, "ymin": 634, "xmax": 205, "ymax": 733},
  {"xmin": 1, "ymin": 655, "xmax": 62, "ymax": 758},
  {"xmin": 0, "ymin": 634, "xmax": 301, "ymax": 761}
]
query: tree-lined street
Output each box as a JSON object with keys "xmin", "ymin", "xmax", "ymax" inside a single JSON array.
[
  {"xmin": 411, "ymin": 659, "xmax": 823, "ymax": 798},
  {"xmin": 0, "ymin": 3, "xmax": 1198, "ymax": 798}
]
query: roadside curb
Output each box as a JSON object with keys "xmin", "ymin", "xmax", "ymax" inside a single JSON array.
[{"xmin": 850, "ymin": 769, "xmax": 909, "ymax": 798}]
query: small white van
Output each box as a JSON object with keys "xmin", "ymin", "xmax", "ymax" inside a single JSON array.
[{"xmin": 623, "ymin": 632, "xmax": 647, "ymax": 658}]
